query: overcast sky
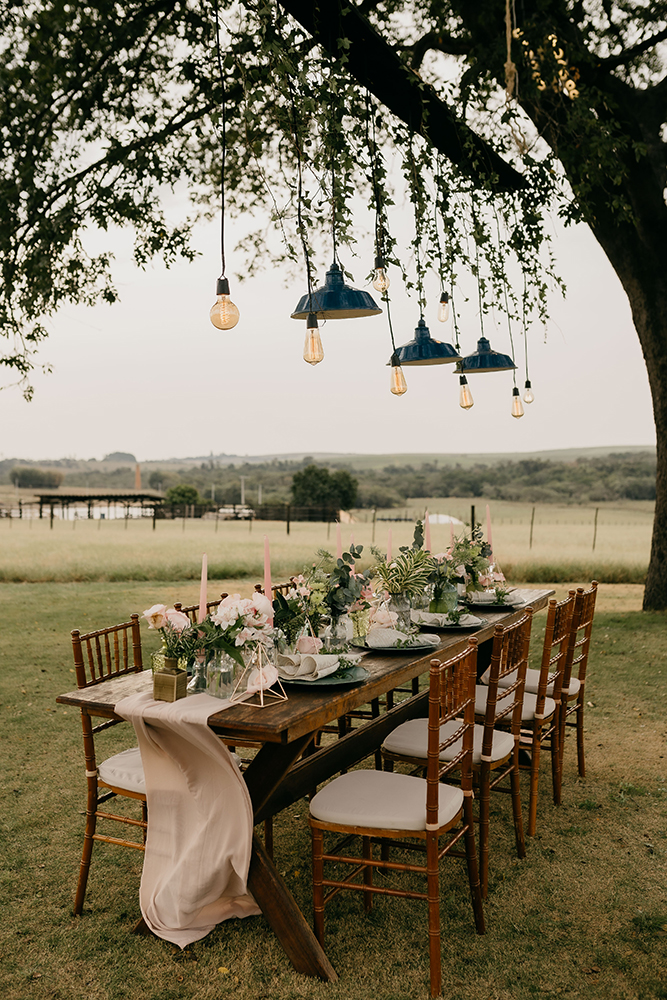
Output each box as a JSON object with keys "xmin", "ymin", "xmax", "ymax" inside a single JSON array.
[{"xmin": 0, "ymin": 185, "xmax": 655, "ymax": 463}]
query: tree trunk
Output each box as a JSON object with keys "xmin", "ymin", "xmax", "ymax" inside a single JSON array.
[{"xmin": 587, "ymin": 203, "xmax": 667, "ymax": 609}]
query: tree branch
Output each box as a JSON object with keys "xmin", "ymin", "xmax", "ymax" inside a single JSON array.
[
  {"xmin": 277, "ymin": 0, "xmax": 526, "ymax": 191},
  {"xmin": 406, "ymin": 30, "xmax": 471, "ymax": 70},
  {"xmin": 600, "ymin": 26, "xmax": 667, "ymax": 70}
]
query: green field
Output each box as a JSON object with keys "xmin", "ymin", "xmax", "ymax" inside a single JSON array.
[
  {"xmin": 1, "ymin": 579, "xmax": 666, "ymax": 1000},
  {"xmin": 0, "ymin": 497, "xmax": 653, "ymax": 585}
]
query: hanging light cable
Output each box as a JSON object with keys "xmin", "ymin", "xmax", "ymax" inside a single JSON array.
[
  {"xmin": 209, "ymin": 0, "xmax": 239, "ymax": 330},
  {"xmin": 521, "ymin": 274, "xmax": 534, "ymax": 402}
]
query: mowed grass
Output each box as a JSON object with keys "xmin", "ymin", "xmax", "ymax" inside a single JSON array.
[
  {"xmin": 0, "ymin": 497, "xmax": 655, "ymax": 584},
  {"xmin": 1, "ymin": 580, "xmax": 666, "ymax": 1000}
]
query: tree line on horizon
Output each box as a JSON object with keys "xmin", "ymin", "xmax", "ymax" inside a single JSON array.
[{"xmin": 3, "ymin": 453, "xmax": 656, "ymax": 509}]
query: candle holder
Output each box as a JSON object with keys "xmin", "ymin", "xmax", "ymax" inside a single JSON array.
[{"xmin": 229, "ymin": 644, "xmax": 288, "ymax": 708}]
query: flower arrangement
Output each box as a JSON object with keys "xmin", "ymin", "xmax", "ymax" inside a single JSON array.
[
  {"xmin": 203, "ymin": 592, "xmax": 273, "ymax": 666},
  {"xmin": 143, "ymin": 604, "xmax": 197, "ymax": 660},
  {"xmin": 429, "ymin": 551, "xmax": 457, "ymax": 598},
  {"xmin": 450, "ymin": 525, "xmax": 492, "ymax": 592}
]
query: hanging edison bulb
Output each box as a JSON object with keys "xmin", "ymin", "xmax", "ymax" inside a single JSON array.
[
  {"xmin": 437, "ymin": 291, "xmax": 450, "ymax": 323},
  {"xmin": 303, "ymin": 312, "xmax": 324, "ymax": 365},
  {"xmin": 523, "ymin": 379, "xmax": 535, "ymax": 403},
  {"xmin": 389, "ymin": 353, "xmax": 407, "ymax": 395},
  {"xmin": 511, "ymin": 386, "xmax": 525, "ymax": 418},
  {"xmin": 459, "ymin": 374, "xmax": 474, "ymax": 409},
  {"xmin": 372, "ymin": 255, "xmax": 390, "ymax": 293},
  {"xmin": 210, "ymin": 277, "xmax": 240, "ymax": 330}
]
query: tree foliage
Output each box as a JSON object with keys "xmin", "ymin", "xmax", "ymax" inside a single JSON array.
[{"xmin": 291, "ymin": 463, "xmax": 358, "ymax": 509}]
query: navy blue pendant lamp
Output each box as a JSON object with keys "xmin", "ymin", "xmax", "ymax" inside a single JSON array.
[
  {"xmin": 459, "ymin": 336, "xmax": 516, "ymax": 373},
  {"xmin": 391, "ymin": 317, "xmax": 461, "ymax": 367},
  {"xmin": 292, "ymin": 262, "xmax": 381, "ymax": 320}
]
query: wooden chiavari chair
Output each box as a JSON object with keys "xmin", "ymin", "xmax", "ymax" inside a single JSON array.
[
  {"xmin": 309, "ymin": 640, "xmax": 485, "ymax": 998},
  {"xmin": 70, "ymin": 616, "xmax": 146, "ymax": 915},
  {"xmin": 383, "ymin": 612, "xmax": 533, "ymax": 898},
  {"xmin": 558, "ymin": 581, "xmax": 598, "ymax": 783}
]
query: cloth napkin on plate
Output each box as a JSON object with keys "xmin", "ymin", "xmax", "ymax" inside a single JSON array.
[
  {"xmin": 411, "ymin": 610, "xmax": 481, "ymax": 628},
  {"xmin": 276, "ymin": 652, "xmax": 360, "ymax": 681},
  {"xmin": 365, "ymin": 627, "xmax": 440, "ymax": 649}
]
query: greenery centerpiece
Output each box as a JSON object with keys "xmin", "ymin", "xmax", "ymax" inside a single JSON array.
[
  {"xmin": 428, "ymin": 551, "xmax": 459, "ymax": 614},
  {"xmin": 142, "ymin": 604, "xmax": 198, "ymax": 671},
  {"xmin": 372, "ymin": 522, "xmax": 433, "ymax": 630}
]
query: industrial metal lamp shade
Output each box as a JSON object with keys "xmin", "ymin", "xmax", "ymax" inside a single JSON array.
[
  {"xmin": 459, "ymin": 336, "xmax": 516, "ymax": 373},
  {"xmin": 291, "ymin": 262, "xmax": 382, "ymax": 320},
  {"xmin": 390, "ymin": 317, "xmax": 461, "ymax": 367}
]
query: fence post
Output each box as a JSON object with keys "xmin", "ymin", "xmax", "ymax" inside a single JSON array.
[
  {"xmin": 529, "ymin": 506, "xmax": 536, "ymax": 549},
  {"xmin": 286, "ymin": 504, "xmax": 291, "ymax": 535},
  {"xmin": 470, "ymin": 505, "xmax": 475, "ymax": 532},
  {"xmin": 592, "ymin": 507, "xmax": 599, "ymax": 551}
]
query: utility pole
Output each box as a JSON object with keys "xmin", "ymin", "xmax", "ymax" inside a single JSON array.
[{"xmin": 240, "ymin": 476, "xmax": 246, "ymax": 505}]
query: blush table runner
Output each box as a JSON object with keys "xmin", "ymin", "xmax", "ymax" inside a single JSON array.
[{"xmin": 115, "ymin": 691, "xmax": 260, "ymax": 946}]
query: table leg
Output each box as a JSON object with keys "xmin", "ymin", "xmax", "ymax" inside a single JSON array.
[
  {"xmin": 242, "ymin": 734, "xmax": 338, "ymax": 982},
  {"xmin": 247, "ymin": 833, "xmax": 338, "ymax": 982}
]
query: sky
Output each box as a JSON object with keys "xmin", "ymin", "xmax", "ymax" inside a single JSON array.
[{"xmin": 0, "ymin": 189, "xmax": 655, "ymax": 463}]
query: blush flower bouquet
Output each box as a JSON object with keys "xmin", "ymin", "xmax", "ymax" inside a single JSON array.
[{"xmin": 142, "ymin": 604, "xmax": 197, "ymax": 659}]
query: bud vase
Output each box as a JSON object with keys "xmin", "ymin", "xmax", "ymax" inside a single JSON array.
[
  {"xmin": 429, "ymin": 582, "xmax": 458, "ymax": 614},
  {"xmin": 388, "ymin": 592, "xmax": 412, "ymax": 631},
  {"xmin": 206, "ymin": 650, "xmax": 239, "ymax": 700}
]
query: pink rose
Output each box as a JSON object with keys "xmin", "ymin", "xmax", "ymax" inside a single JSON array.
[
  {"xmin": 143, "ymin": 604, "xmax": 167, "ymax": 629},
  {"xmin": 247, "ymin": 663, "xmax": 279, "ymax": 693},
  {"xmin": 296, "ymin": 635, "xmax": 323, "ymax": 654},
  {"xmin": 252, "ymin": 593, "xmax": 273, "ymax": 619},
  {"xmin": 369, "ymin": 608, "xmax": 398, "ymax": 630},
  {"xmin": 165, "ymin": 609, "xmax": 191, "ymax": 632}
]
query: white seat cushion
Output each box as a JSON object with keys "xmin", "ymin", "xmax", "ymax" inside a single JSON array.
[
  {"xmin": 383, "ymin": 718, "xmax": 514, "ymax": 766},
  {"xmin": 495, "ymin": 668, "xmax": 581, "ymax": 698},
  {"xmin": 310, "ymin": 769, "xmax": 463, "ymax": 832},
  {"xmin": 98, "ymin": 747, "xmax": 146, "ymax": 795},
  {"xmin": 475, "ymin": 685, "xmax": 556, "ymax": 724}
]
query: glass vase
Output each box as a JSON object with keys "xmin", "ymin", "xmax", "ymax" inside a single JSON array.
[
  {"xmin": 206, "ymin": 650, "xmax": 239, "ymax": 700},
  {"xmin": 187, "ymin": 652, "xmax": 208, "ymax": 694},
  {"xmin": 429, "ymin": 582, "xmax": 458, "ymax": 615},
  {"xmin": 388, "ymin": 591, "xmax": 412, "ymax": 631}
]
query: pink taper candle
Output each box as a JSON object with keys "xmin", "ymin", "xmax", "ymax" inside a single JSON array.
[
  {"xmin": 336, "ymin": 522, "xmax": 343, "ymax": 560},
  {"xmin": 486, "ymin": 504, "xmax": 493, "ymax": 552},
  {"xmin": 197, "ymin": 553, "xmax": 208, "ymax": 623},
  {"xmin": 387, "ymin": 528, "xmax": 393, "ymax": 562},
  {"xmin": 263, "ymin": 535, "xmax": 273, "ymax": 625},
  {"xmin": 424, "ymin": 510, "xmax": 431, "ymax": 552}
]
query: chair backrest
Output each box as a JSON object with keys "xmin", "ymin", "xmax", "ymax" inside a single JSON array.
[
  {"xmin": 534, "ymin": 592, "xmax": 576, "ymax": 712},
  {"xmin": 562, "ymin": 581, "xmax": 598, "ymax": 691},
  {"xmin": 255, "ymin": 581, "xmax": 295, "ymax": 599},
  {"xmin": 480, "ymin": 609, "xmax": 534, "ymax": 756},
  {"xmin": 174, "ymin": 593, "xmax": 229, "ymax": 624},
  {"xmin": 426, "ymin": 639, "xmax": 478, "ymax": 828},
  {"xmin": 71, "ymin": 615, "xmax": 143, "ymax": 689}
]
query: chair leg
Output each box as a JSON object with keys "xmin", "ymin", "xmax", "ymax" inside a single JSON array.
[
  {"xmin": 509, "ymin": 748, "xmax": 526, "ymax": 861},
  {"xmin": 576, "ymin": 699, "xmax": 586, "ymax": 777},
  {"xmin": 362, "ymin": 836, "xmax": 373, "ymax": 913},
  {"xmin": 141, "ymin": 801, "xmax": 148, "ymax": 844},
  {"xmin": 312, "ymin": 827, "xmax": 325, "ymax": 946},
  {"xmin": 264, "ymin": 818, "xmax": 274, "ymax": 860},
  {"xmin": 551, "ymin": 712, "xmax": 563, "ymax": 806},
  {"xmin": 527, "ymin": 728, "xmax": 543, "ymax": 838},
  {"xmin": 74, "ymin": 801, "xmax": 98, "ymax": 915},
  {"xmin": 478, "ymin": 763, "xmax": 491, "ymax": 899},
  {"xmin": 426, "ymin": 832, "xmax": 442, "ymax": 998},
  {"xmin": 462, "ymin": 795, "xmax": 485, "ymax": 936}
]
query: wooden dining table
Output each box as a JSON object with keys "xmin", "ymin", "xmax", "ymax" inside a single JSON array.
[{"xmin": 56, "ymin": 587, "xmax": 553, "ymax": 982}]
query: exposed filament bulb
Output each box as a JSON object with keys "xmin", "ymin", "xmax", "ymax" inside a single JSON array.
[
  {"xmin": 209, "ymin": 276, "xmax": 240, "ymax": 330},
  {"xmin": 437, "ymin": 291, "xmax": 450, "ymax": 323},
  {"xmin": 389, "ymin": 353, "xmax": 407, "ymax": 395},
  {"xmin": 523, "ymin": 379, "xmax": 535, "ymax": 404},
  {"xmin": 303, "ymin": 312, "xmax": 324, "ymax": 365},
  {"xmin": 511, "ymin": 386, "xmax": 525, "ymax": 418},
  {"xmin": 459, "ymin": 374, "xmax": 474, "ymax": 409},
  {"xmin": 372, "ymin": 255, "xmax": 390, "ymax": 293}
]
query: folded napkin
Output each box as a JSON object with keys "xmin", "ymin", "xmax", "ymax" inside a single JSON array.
[
  {"xmin": 276, "ymin": 652, "xmax": 356, "ymax": 681},
  {"xmin": 365, "ymin": 627, "xmax": 440, "ymax": 649},
  {"xmin": 411, "ymin": 610, "xmax": 481, "ymax": 628}
]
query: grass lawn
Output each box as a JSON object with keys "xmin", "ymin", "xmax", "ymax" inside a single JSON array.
[{"xmin": 1, "ymin": 580, "xmax": 666, "ymax": 1000}]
